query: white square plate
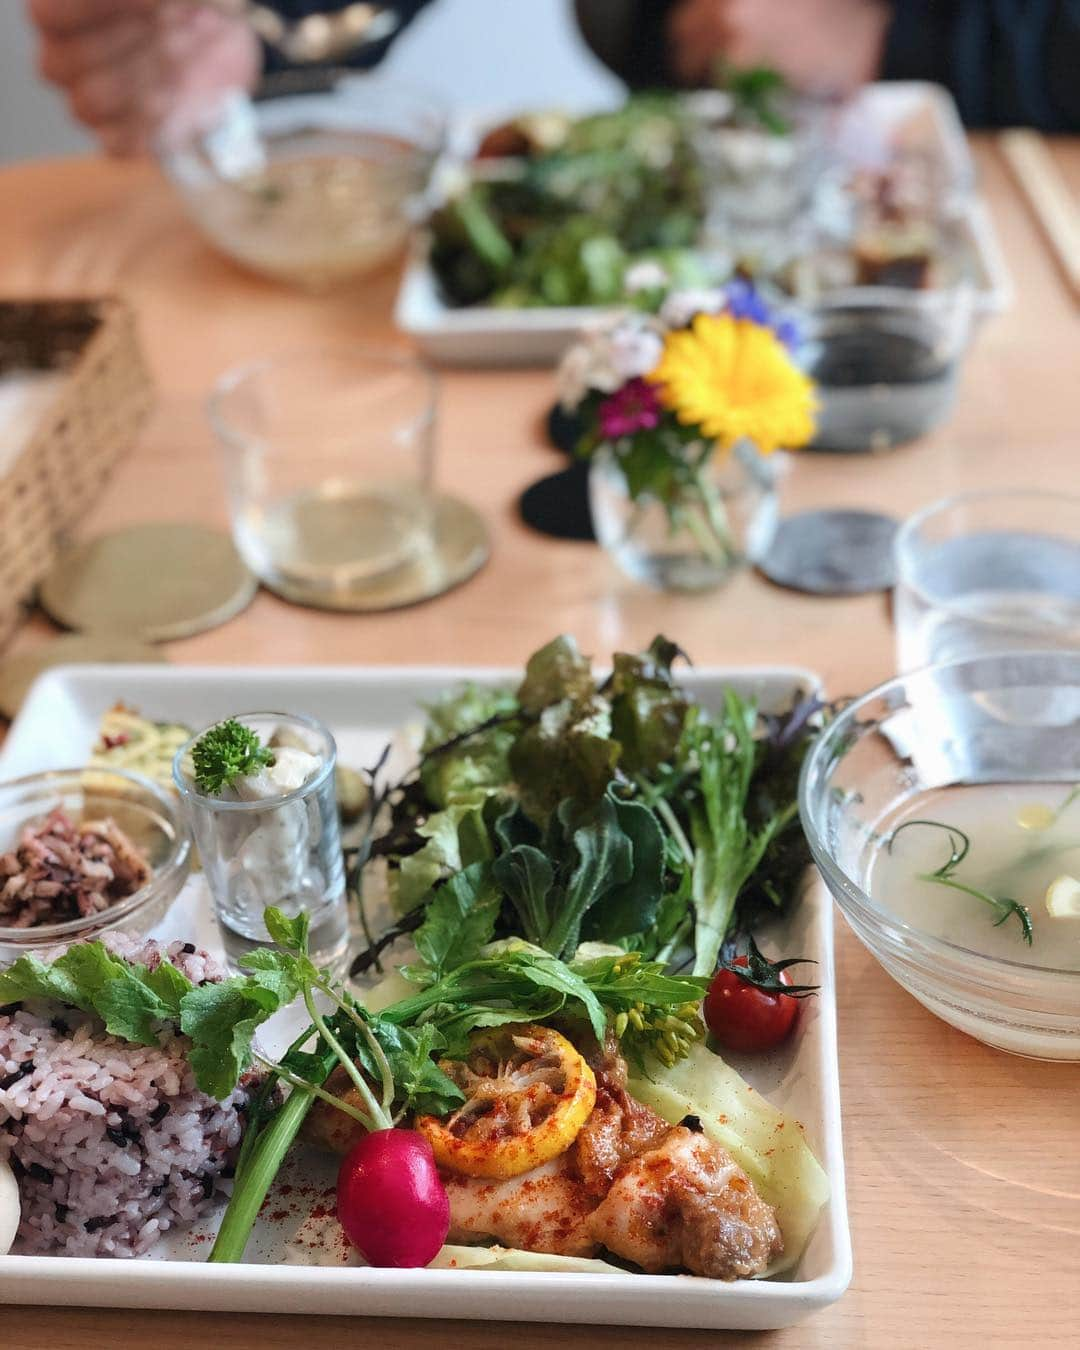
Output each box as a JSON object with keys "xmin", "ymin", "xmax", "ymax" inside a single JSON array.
[
  {"xmin": 0, "ymin": 664, "xmax": 850, "ymax": 1330},
  {"xmin": 397, "ymin": 82, "xmax": 1011, "ymax": 365}
]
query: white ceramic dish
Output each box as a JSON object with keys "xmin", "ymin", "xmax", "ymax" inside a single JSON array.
[
  {"xmin": 396, "ymin": 81, "xmax": 1011, "ymax": 366},
  {"xmin": 0, "ymin": 664, "xmax": 850, "ymax": 1329}
]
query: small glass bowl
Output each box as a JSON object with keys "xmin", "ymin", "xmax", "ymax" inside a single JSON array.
[
  {"xmin": 0, "ymin": 768, "xmax": 191, "ymax": 964},
  {"xmin": 158, "ymin": 71, "xmax": 446, "ymax": 288},
  {"xmin": 798, "ymin": 284, "xmax": 975, "ymax": 452},
  {"xmin": 799, "ymin": 651, "xmax": 1080, "ymax": 1060}
]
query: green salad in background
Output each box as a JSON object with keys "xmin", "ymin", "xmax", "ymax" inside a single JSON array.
[{"xmin": 428, "ymin": 97, "xmax": 710, "ymax": 308}]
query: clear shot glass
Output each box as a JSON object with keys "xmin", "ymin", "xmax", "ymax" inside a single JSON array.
[{"xmin": 173, "ymin": 712, "xmax": 349, "ymax": 973}]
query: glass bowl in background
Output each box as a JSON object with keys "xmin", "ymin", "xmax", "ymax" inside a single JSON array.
[
  {"xmin": 209, "ymin": 343, "xmax": 437, "ymax": 608},
  {"xmin": 799, "ymin": 284, "xmax": 974, "ymax": 453},
  {"xmin": 799, "ymin": 651, "xmax": 1080, "ymax": 1060},
  {"xmin": 894, "ymin": 489, "xmax": 1080, "ymax": 671},
  {"xmin": 0, "ymin": 768, "xmax": 191, "ymax": 964},
  {"xmin": 158, "ymin": 71, "xmax": 446, "ymax": 288}
]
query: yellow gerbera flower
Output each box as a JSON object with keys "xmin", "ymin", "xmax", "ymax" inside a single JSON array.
[{"xmin": 647, "ymin": 313, "xmax": 817, "ymax": 453}]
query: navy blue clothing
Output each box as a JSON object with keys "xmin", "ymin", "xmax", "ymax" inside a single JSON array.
[
  {"xmin": 883, "ymin": 0, "xmax": 1080, "ymax": 130},
  {"xmin": 261, "ymin": 0, "xmax": 438, "ymax": 72},
  {"xmin": 572, "ymin": 0, "xmax": 1080, "ymax": 131}
]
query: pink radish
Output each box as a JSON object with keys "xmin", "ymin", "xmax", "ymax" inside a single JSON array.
[{"xmin": 336, "ymin": 1129, "xmax": 449, "ymax": 1268}]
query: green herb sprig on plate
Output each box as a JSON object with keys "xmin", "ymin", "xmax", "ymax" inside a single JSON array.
[{"xmin": 191, "ymin": 718, "xmax": 275, "ymax": 794}]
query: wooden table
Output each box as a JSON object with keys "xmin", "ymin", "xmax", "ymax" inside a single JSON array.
[{"xmin": 1, "ymin": 139, "xmax": 1078, "ymax": 1350}]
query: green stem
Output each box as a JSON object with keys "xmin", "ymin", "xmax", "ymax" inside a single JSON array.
[
  {"xmin": 254, "ymin": 1054, "xmax": 374, "ymax": 1129},
  {"xmin": 655, "ymin": 912, "xmax": 693, "ymax": 966},
  {"xmin": 684, "ymin": 464, "xmax": 736, "ymax": 566},
  {"xmin": 209, "ymin": 1087, "xmax": 315, "ymax": 1264},
  {"xmin": 232, "ymin": 1026, "xmax": 312, "ymax": 1185},
  {"xmin": 321, "ymin": 982, "xmax": 396, "ymax": 1115},
  {"xmin": 302, "ymin": 986, "xmax": 391, "ymax": 1131},
  {"xmin": 653, "ymin": 795, "xmax": 695, "ymax": 868},
  {"xmin": 919, "ymin": 872, "xmax": 1033, "ymax": 944}
]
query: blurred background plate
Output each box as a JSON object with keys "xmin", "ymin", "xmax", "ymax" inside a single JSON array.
[{"xmin": 397, "ymin": 82, "xmax": 1012, "ymax": 367}]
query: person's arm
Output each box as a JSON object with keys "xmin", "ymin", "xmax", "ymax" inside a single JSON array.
[{"xmin": 882, "ymin": 0, "xmax": 1080, "ymax": 131}]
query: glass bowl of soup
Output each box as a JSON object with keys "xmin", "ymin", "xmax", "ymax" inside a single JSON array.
[
  {"xmin": 799, "ymin": 651, "xmax": 1080, "ymax": 1059},
  {"xmin": 158, "ymin": 71, "xmax": 445, "ymax": 288}
]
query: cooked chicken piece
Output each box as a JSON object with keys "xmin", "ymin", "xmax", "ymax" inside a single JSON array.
[
  {"xmin": 573, "ymin": 1072, "xmax": 671, "ymax": 1196},
  {"xmin": 587, "ymin": 1126, "xmax": 783, "ymax": 1280},
  {"xmin": 443, "ymin": 1156, "xmax": 598, "ymax": 1257},
  {"xmin": 444, "ymin": 1042, "xmax": 783, "ymax": 1279}
]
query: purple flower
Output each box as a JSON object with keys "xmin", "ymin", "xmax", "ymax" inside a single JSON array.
[
  {"xmin": 724, "ymin": 277, "xmax": 773, "ymax": 327},
  {"xmin": 598, "ymin": 379, "xmax": 662, "ymax": 439},
  {"xmin": 723, "ymin": 278, "xmax": 800, "ymax": 351}
]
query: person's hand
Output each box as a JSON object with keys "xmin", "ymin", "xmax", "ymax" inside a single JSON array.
[
  {"xmin": 28, "ymin": 0, "xmax": 261, "ymax": 156},
  {"xmin": 668, "ymin": 0, "xmax": 891, "ymax": 98}
]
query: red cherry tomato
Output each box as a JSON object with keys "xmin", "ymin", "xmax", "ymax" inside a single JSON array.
[
  {"xmin": 336, "ymin": 1128, "xmax": 449, "ymax": 1268},
  {"xmin": 703, "ymin": 956, "xmax": 799, "ymax": 1054}
]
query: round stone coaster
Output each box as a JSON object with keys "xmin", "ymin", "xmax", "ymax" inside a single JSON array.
[
  {"xmin": 263, "ymin": 493, "xmax": 490, "ymax": 612},
  {"xmin": 39, "ymin": 524, "xmax": 257, "ymax": 642},
  {"xmin": 0, "ymin": 634, "xmax": 164, "ymax": 720},
  {"xmin": 758, "ymin": 509, "xmax": 900, "ymax": 596}
]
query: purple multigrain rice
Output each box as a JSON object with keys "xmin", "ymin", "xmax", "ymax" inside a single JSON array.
[
  {"xmin": 0, "ymin": 934, "xmax": 253, "ymax": 1257},
  {"xmin": 0, "ymin": 809, "xmax": 151, "ymax": 930}
]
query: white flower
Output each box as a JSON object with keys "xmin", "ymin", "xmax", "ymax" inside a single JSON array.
[
  {"xmin": 607, "ymin": 320, "xmax": 664, "ymax": 382},
  {"xmin": 556, "ymin": 313, "xmax": 664, "ymax": 410},
  {"xmin": 659, "ymin": 287, "xmax": 727, "ymax": 330},
  {"xmin": 556, "ymin": 342, "xmax": 600, "ymax": 410},
  {"xmin": 622, "ymin": 260, "xmax": 670, "ymax": 294}
]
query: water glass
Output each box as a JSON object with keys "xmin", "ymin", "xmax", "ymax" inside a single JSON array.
[
  {"xmin": 894, "ymin": 490, "xmax": 1080, "ymax": 671},
  {"xmin": 173, "ymin": 712, "xmax": 349, "ymax": 973},
  {"xmin": 210, "ymin": 344, "xmax": 437, "ymax": 608}
]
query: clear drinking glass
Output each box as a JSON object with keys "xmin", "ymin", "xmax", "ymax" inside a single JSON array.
[
  {"xmin": 210, "ymin": 344, "xmax": 437, "ymax": 607},
  {"xmin": 173, "ymin": 712, "xmax": 349, "ymax": 972},
  {"xmin": 894, "ymin": 490, "xmax": 1080, "ymax": 671}
]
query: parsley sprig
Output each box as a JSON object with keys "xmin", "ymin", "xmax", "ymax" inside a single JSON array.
[{"xmin": 191, "ymin": 718, "xmax": 275, "ymax": 794}]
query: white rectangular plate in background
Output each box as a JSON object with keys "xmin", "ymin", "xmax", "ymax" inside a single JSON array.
[
  {"xmin": 0, "ymin": 664, "xmax": 850, "ymax": 1330},
  {"xmin": 397, "ymin": 81, "xmax": 1011, "ymax": 366}
]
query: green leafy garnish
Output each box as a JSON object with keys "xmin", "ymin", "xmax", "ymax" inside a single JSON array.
[
  {"xmin": 0, "ymin": 943, "xmax": 195, "ymax": 1049},
  {"xmin": 191, "ymin": 718, "xmax": 275, "ymax": 794},
  {"xmin": 887, "ymin": 819, "xmax": 1034, "ymax": 945},
  {"xmin": 408, "ymin": 861, "xmax": 502, "ymax": 981},
  {"xmin": 718, "ymin": 64, "xmax": 792, "ymax": 136}
]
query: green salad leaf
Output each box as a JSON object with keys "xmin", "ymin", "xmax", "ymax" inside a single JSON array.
[
  {"xmin": 409, "ymin": 860, "xmax": 502, "ymax": 981},
  {"xmin": 418, "ymin": 683, "xmax": 519, "ymax": 809},
  {"xmin": 491, "ymin": 790, "xmax": 665, "ymax": 960},
  {"xmin": 609, "ymin": 636, "xmax": 690, "ymax": 774}
]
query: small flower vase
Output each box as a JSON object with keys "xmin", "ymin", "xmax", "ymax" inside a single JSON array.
[{"xmin": 588, "ymin": 440, "xmax": 779, "ymax": 593}]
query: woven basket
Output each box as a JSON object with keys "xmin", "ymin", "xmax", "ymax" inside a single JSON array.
[{"xmin": 0, "ymin": 299, "xmax": 154, "ymax": 650}]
